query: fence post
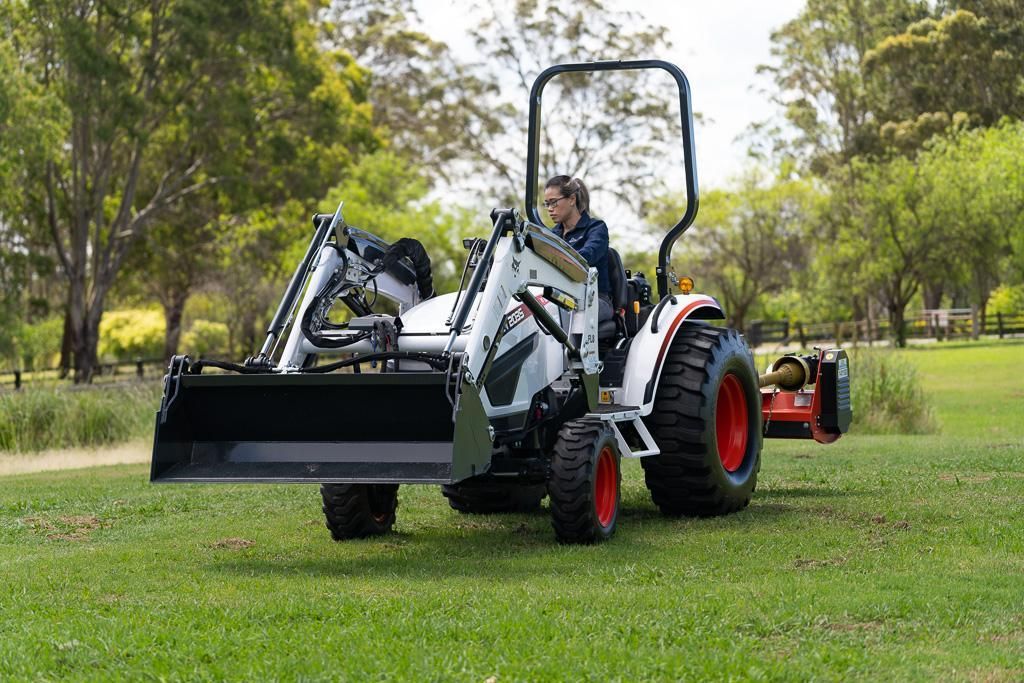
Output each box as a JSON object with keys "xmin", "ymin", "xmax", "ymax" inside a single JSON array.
[
  {"xmin": 797, "ymin": 322, "xmax": 807, "ymax": 349},
  {"xmin": 136, "ymin": 358, "xmax": 144, "ymax": 379},
  {"xmin": 997, "ymin": 312, "xmax": 1004, "ymax": 339},
  {"xmin": 748, "ymin": 321, "xmax": 763, "ymax": 348},
  {"xmin": 14, "ymin": 370, "xmax": 21, "ymax": 391}
]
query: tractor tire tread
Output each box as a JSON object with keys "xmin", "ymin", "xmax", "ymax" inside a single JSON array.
[
  {"xmin": 548, "ymin": 420, "xmax": 620, "ymax": 544},
  {"xmin": 642, "ymin": 324, "xmax": 762, "ymax": 517},
  {"xmin": 320, "ymin": 483, "xmax": 398, "ymax": 540}
]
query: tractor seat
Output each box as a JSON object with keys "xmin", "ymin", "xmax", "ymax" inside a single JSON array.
[{"xmin": 598, "ymin": 248, "xmax": 629, "ymax": 340}]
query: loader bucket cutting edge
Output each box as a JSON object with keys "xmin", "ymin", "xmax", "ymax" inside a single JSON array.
[{"xmin": 150, "ymin": 372, "xmax": 493, "ymax": 484}]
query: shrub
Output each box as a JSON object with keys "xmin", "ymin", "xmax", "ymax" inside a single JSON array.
[
  {"xmin": 0, "ymin": 383, "xmax": 161, "ymax": 452},
  {"xmin": 181, "ymin": 320, "xmax": 229, "ymax": 357},
  {"xmin": 987, "ymin": 285, "xmax": 1024, "ymax": 316},
  {"xmin": 8, "ymin": 317, "xmax": 62, "ymax": 371},
  {"xmin": 99, "ymin": 309, "xmax": 165, "ymax": 360},
  {"xmin": 848, "ymin": 350, "xmax": 937, "ymax": 434}
]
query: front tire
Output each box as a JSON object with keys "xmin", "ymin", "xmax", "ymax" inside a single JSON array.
[
  {"xmin": 642, "ymin": 324, "xmax": 761, "ymax": 516},
  {"xmin": 548, "ymin": 420, "xmax": 621, "ymax": 544},
  {"xmin": 320, "ymin": 483, "xmax": 399, "ymax": 540}
]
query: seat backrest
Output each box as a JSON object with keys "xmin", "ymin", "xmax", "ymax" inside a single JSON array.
[{"xmin": 607, "ymin": 248, "xmax": 628, "ymax": 311}]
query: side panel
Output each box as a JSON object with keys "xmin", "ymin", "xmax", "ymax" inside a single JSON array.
[{"xmin": 618, "ymin": 293, "xmax": 724, "ymax": 412}]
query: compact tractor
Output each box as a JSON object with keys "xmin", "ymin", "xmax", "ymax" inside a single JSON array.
[{"xmin": 151, "ymin": 60, "xmax": 851, "ymax": 543}]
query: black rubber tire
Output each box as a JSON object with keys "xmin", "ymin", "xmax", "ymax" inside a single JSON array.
[
  {"xmin": 548, "ymin": 420, "xmax": 622, "ymax": 544},
  {"xmin": 441, "ymin": 479, "xmax": 547, "ymax": 514},
  {"xmin": 320, "ymin": 483, "xmax": 398, "ymax": 540},
  {"xmin": 641, "ymin": 324, "xmax": 762, "ymax": 516}
]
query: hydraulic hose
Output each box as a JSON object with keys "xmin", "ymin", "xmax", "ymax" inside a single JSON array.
[{"xmin": 380, "ymin": 238, "xmax": 435, "ymax": 300}]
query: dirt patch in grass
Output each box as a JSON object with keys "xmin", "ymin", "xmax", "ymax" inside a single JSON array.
[
  {"xmin": 821, "ymin": 619, "xmax": 884, "ymax": 633},
  {"xmin": 208, "ymin": 538, "xmax": 255, "ymax": 550},
  {"xmin": 938, "ymin": 471, "xmax": 1024, "ymax": 484},
  {"xmin": 794, "ymin": 556, "xmax": 848, "ymax": 569},
  {"xmin": 0, "ymin": 442, "xmax": 149, "ymax": 477},
  {"xmin": 23, "ymin": 515, "xmax": 105, "ymax": 541},
  {"xmin": 967, "ymin": 667, "xmax": 1024, "ymax": 683}
]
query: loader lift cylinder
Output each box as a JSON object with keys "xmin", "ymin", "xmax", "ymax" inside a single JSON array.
[
  {"xmin": 517, "ymin": 289, "xmax": 577, "ymax": 357},
  {"xmin": 257, "ymin": 212, "xmax": 335, "ymax": 359},
  {"xmin": 444, "ymin": 210, "xmax": 513, "ymax": 353}
]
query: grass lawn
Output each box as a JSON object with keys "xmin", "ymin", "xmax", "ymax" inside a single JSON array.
[{"xmin": 1, "ymin": 341, "xmax": 1022, "ymax": 681}]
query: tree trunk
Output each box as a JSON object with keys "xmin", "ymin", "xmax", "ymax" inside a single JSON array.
[
  {"xmin": 162, "ymin": 292, "xmax": 188, "ymax": 360},
  {"xmin": 59, "ymin": 297, "xmax": 72, "ymax": 379},
  {"xmin": 889, "ymin": 303, "xmax": 907, "ymax": 348},
  {"xmin": 68, "ymin": 279, "xmax": 108, "ymax": 384},
  {"xmin": 922, "ymin": 281, "xmax": 943, "ymax": 310}
]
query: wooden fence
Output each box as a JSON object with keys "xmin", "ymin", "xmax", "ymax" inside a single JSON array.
[
  {"xmin": 3, "ymin": 309, "xmax": 1023, "ymax": 389},
  {"xmin": 746, "ymin": 309, "xmax": 1024, "ymax": 348},
  {"xmin": 0, "ymin": 357, "xmax": 168, "ymax": 391}
]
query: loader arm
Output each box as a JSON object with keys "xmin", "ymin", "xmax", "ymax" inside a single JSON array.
[{"xmin": 451, "ymin": 212, "xmax": 601, "ymax": 392}]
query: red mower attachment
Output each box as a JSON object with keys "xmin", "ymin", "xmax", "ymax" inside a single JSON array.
[{"xmin": 759, "ymin": 349, "xmax": 852, "ymax": 444}]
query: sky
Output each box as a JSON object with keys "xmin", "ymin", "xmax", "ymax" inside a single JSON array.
[{"xmin": 414, "ymin": 0, "xmax": 806, "ymax": 190}]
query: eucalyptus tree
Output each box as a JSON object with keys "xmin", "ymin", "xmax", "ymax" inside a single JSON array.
[{"xmin": 8, "ymin": 0, "xmax": 378, "ymax": 380}]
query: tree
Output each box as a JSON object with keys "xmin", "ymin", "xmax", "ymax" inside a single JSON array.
[
  {"xmin": 321, "ymin": 0, "xmax": 491, "ymax": 181},
  {"xmin": 761, "ymin": 0, "xmax": 931, "ymax": 172},
  {"xmin": 864, "ymin": 10, "xmax": 1024, "ymax": 153},
  {"xmin": 824, "ymin": 155, "xmax": 954, "ymax": 346},
  {"xmin": 648, "ymin": 172, "xmax": 818, "ymax": 332},
  {"xmin": 464, "ymin": 0, "xmax": 676, "ymax": 210},
  {"xmin": 0, "ymin": 34, "xmax": 63, "ymax": 365},
  {"xmin": 8, "ymin": 0, "xmax": 378, "ymax": 380},
  {"xmin": 922, "ymin": 120, "xmax": 1024, "ymax": 326}
]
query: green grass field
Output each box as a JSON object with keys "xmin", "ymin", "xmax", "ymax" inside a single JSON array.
[{"xmin": 2, "ymin": 341, "xmax": 1022, "ymax": 681}]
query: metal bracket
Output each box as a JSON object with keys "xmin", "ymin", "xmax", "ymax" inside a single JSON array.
[
  {"xmin": 609, "ymin": 417, "xmax": 660, "ymax": 458},
  {"xmin": 159, "ymin": 355, "xmax": 190, "ymax": 425},
  {"xmin": 589, "ymin": 406, "xmax": 660, "ymax": 458}
]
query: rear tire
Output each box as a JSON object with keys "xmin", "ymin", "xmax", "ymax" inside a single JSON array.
[
  {"xmin": 548, "ymin": 420, "xmax": 621, "ymax": 544},
  {"xmin": 441, "ymin": 479, "xmax": 547, "ymax": 514},
  {"xmin": 641, "ymin": 324, "xmax": 761, "ymax": 516},
  {"xmin": 320, "ymin": 483, "xmax": 398, "ymax": 540}
]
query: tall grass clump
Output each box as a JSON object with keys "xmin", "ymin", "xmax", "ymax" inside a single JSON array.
[
  {"xmin": 848, "ymin": 350, "xmax": 937, "ymax": 434},
  {"xmin": 0, "ymin": 383, "xmax": 161, "ymax": 453}
]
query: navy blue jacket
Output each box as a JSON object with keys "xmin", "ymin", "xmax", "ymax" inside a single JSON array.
[{"xmin": 553, "ymin": 212, "xmax": 610, "ymax": 295}]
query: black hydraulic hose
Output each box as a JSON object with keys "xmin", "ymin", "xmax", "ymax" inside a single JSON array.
[
  {"xmin": 190, "ymin": 359, "xmax": 268, "ymax": 374},
  {"xmin": 300, "ymin": 351, "xmax": 449, "ymax": 373},
  {"xmin": 380, "ymin": 238, "xmax": 434, "ymax": 299}
]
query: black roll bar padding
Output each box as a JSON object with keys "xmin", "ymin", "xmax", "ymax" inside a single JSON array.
[
  {"xmin": 448, "ymin": 210, "xmax": 511, "ymax": 337},
  {"xmin": 524, "ymin": 59, "xmax": 699, "ymax": 300},
  {"xmin": 258, "ymin": 214, "xmax": 334, "ymax": 356},
  {"xmin": 517, "ymin": 288, "xmax": 578, "ymax": 357}
]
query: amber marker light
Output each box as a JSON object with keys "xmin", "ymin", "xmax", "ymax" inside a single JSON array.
[{"xmin": 678, "ymin": 276, "xmax": 694, "ymax": 295}]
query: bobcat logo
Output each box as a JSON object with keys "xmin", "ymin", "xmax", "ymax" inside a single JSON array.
[{"xmin": 511, "ymin": 257, "xmax": 521, "ymax": 275}]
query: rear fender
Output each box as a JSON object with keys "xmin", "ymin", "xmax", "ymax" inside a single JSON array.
[{"xmin": 618, "ymin": 293, "xmax": 725, "ymax": 412}]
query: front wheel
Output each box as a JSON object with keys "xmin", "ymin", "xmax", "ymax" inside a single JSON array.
[
  {"xmin": 641, "ymin": 324, "xmax": 762, "ymax": 516},
  {"xmin": 320, "ymin": 483, "xmax": 399, "ymax": 540},
  {"xmin": 548, "ymin": 420, "xmax": 621, "ymax": 544}
]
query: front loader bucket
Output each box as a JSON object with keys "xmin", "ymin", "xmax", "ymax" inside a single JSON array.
[{"xmin": 151, "ymin": 372, "xmax": 493, "ymax": 484}]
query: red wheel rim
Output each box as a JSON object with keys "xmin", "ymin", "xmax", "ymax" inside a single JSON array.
[
  {"xmin": 716, "ymin": 374, "xmax": 749, "ymax": 472},
  {"xmin": 595, "ymin": 446, "xmax": 617, "ymax": 527}
]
